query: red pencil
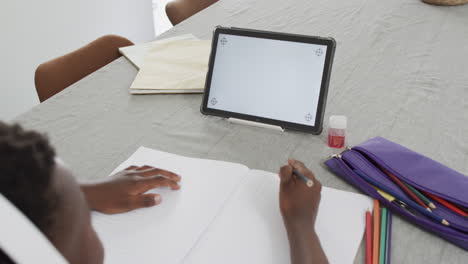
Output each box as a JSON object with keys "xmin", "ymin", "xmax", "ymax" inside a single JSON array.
[
  {"xmin": 381, "ymin": 168, "xmax": 430, "ymax": 211},
  {"xmin": 365, "ymin": 210, "xmax": 372, "ymax": 264},
  {"xmin": 423, "ymin": 191, "xmax": 468, "ymax": 217}
]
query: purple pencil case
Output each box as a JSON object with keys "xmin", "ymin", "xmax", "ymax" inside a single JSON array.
[{"xmin": 324, "ymin": 137, "xmax": 468, "ymax": 250}]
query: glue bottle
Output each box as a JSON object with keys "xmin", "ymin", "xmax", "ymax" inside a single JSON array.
[{"xmin": 328, "ymin": 115, "xmax": 347, "ymax": 148}]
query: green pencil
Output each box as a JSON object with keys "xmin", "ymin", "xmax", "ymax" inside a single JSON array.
[
  {"xmin": 404, "ymin": 182, "xmax": 436, "ymax": 209},
  {"xmin": 379, "ymin": 208, "xmax": 388, "ymax": 264}
]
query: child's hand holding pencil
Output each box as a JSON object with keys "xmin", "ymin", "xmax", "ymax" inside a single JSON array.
[
  {"xmin": 278, "ymin": 159, "xmax": 321, "ymax": 227},
  {"xmin": 278, "ymin": 159, "xmax": 328, "ymax": 264}
]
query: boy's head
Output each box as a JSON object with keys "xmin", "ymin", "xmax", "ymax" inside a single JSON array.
[{"xmin": 0, "ymin": 122, "xmax": 104, "ymax": 264}]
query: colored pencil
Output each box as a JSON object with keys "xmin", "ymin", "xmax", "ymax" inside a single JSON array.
[
  {"xmin": 375, "ymin": 188, "xmax": 394, "ymax": 202},
  {"xmin": 354, "ymin": 169, "xmax": 450, "ymax": 226},
  {"xmin": 375, "ymin": 188, "xmax": 418, "ymax": 216},
  {"xmin": 385, "ymin": 210, "xmax": 392, "ymax": 264},
  {"xmin": 403, "ymin": 182, "xmax": 436, "ymax": 209},
  {"xmin": 422, "ymin": 191, "xmax": 468, "ymax": 217},
  {"xmin": 366, "ymin": 210, "xmax": 372, "ymax": 264},
  {"xmin": 292, "ymin": 169, "xmax": 314, "ymax": 188},
  {"xmin": 381, "ymin": 168, "xmax": 431, "ymax": 211},
  {"xmin": 372, "ymin": 200, "xmax": 380, "ymax": 264},
  {"xmin": 379, "ymin": 208, "xmax": 388, "ymax": 264}
]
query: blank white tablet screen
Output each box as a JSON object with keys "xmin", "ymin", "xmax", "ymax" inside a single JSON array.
[{"xmin": 207, "ymin": 33, "xmax": 327, "ymax": 126}]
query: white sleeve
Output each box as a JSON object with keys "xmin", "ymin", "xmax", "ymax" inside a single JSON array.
[{"xmin": 0, "ymin": 194, "xmax": 68, "ymax": 264}]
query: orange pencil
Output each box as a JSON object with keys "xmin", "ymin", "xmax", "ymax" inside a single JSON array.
[
  {"xmin": 381, "ymin": 168, "xmax": 430, "ymax": 211},
  {"xmin": 423, "ymin": 191, "xmax": 468, "ymax": 217},
  {"xmin": 372, "ymin": 200, "xmax": 380, "ymax": 264}
]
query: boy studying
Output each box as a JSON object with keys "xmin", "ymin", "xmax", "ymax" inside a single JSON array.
[{"xmin": 0, "ymin": 122, "xmax": 336, "ymax": 264}]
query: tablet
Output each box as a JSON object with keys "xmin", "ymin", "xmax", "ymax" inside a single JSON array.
[{"xmin": 201, "ymin": 27, "xmax": 336, "ymax": 134}]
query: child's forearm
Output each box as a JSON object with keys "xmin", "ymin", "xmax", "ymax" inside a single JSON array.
[{"xmin": 285, "ymin": 224, "xmax": 328, "ymax": 264}]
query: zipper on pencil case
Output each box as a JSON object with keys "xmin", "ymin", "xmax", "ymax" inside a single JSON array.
[
  {"xmin": 352, "ymin": 146, "xmax": 468, "ymax": 209},
  {"xmin": 332, "ymin": 154, "xmax": 436, "ymax": 221},
  {"xmin": 347, "ymin": 149, "xmax": 468, "ymax": 231},
  {"xmin": 329, "ymin": 154, "xmax": 468, "ymax": 237},
  {"xmin": 339, "ymin": 151, "xmax": 425, "ymax": 219},
  {"xmin": 328, "ymin": 151, "xmax": 392, "ymax": 203},
  {"xmin": 345, "ymin": 149, "xmax": 468, "ymax": 232},
  {"xmin": 340, "ymin": 149, "xmax": 413, "ymax": 202},
  {"xmin": 329, "ymin": 150, "xmax": 421, "ymax": 218}
]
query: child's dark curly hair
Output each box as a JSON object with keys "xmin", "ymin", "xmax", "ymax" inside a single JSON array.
[{"xmin": 0, "ymin": 122, "xmax": 59, "ymax": 236}]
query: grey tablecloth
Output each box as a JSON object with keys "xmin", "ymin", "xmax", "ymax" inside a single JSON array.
[{"xmin": 16, "ymin": 0, "xmax": 468, "ymax": 263}]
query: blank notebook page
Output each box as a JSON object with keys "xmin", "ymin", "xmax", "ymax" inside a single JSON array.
[
  {"xmin": 92, "ymin": 147, "xmax": 372, "ymax": 264},
  {"xmin": 91, "ymin": 147, "xmax": 248, "ymax": 264},
  {"xmin": 183, "ymin": 169, "xmax": 373, "ymax": 264}
]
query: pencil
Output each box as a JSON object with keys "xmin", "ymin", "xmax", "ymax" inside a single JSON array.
[
  {"xmin": 403, "ymin": 183, "xmax": 436, "ymax": 209},
  {"xmin": 292, "ymin": 169, "xmax": 314, "ymax": 187},
  {"xmin": 385, "ymin": 210, "xmax": 392, "ymax": 264},
  {"xmin": 372, "ymin": 200, "xmax": 380, "ymax": 264},
  {"xmin": 366, "ymin": 210, "xmax": 372, "ymax": 264},
  {"xmin": 354, "ymin": 169, "xmax": 450, "ymax": 226},
  {"xmin": 379, "ymin": 208, "xmax": 388, "ymax": 264},
  {"xmin": 422, "ymin": 191, "xmax": 468, "ymax": 217},
  {"xmin": 375, "ymin": 188, "xmax": 394, "ymax": 202},
  {"xmin": 375, "ymin": 188, "xmax": 417, "ymax": 216},
  {"xmin": 381, "ymin": 168, "xmax": 431, "ymax": 211}
]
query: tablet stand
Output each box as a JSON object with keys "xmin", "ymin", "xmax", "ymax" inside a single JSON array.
[{"xmin": 227, "ymin": 118, "xmax": 284, "ymax": 132}]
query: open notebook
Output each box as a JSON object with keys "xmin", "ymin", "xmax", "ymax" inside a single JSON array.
[{"xmin": 92, "ymin": 147, "xmax": 372, "ymax": 264}]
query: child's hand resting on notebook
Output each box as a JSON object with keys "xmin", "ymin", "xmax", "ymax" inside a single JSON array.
[
  {"xmin": 279, "ymin": 159, "xmax": 328, "ymax": 264},
  {"xmin": 81, "ymin": 165, "xmax": 181, "ymax": 214}
]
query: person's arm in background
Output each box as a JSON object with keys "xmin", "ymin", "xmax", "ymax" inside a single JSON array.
[
  {"xmin": 81, "ymin": 165, "xmax": 181, "ymax": 214},
  {"xmin": 279, "ymin": 159, "xmax": 329, "ymax": 264},
  {"xmin": 166, "ymin": 0, "xmax": 219, "ymax": 25}
]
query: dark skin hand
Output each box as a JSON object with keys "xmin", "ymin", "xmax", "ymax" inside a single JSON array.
[
  {"xmin": 79, "ymin": 161, "xmax": 326, "ymax": 264},
  {"xmin": 81, "ymin": 165, "xmax": 181, "ymax": 214},
  {"xmin": 279, "ymin": 159, "xmax": 329, "ymax": 264}
]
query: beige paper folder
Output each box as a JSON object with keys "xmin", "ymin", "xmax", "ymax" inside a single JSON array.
[
  {"xmin": 130, "ymin": 39, "xmax": 211, "ymax": 93},
  {"xmin": 119, "ymin": 34, "xmax": 197, "ymax": 70}
]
